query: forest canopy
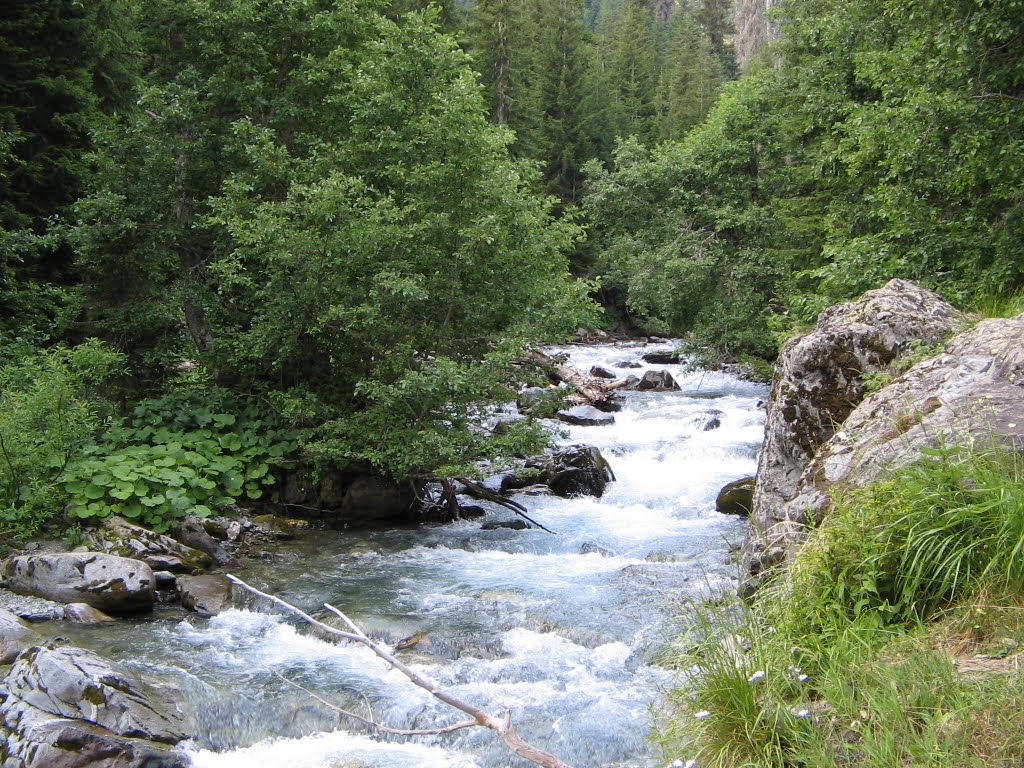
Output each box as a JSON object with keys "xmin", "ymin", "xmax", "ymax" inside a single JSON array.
[{"xmin": 1, "ymin": 0, "xmax": 1022, "ymax": 537}]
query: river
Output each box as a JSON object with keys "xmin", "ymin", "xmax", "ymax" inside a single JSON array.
[{"xmin": 59, "ymin": 341, "xmax": 767, "ymax": 768}]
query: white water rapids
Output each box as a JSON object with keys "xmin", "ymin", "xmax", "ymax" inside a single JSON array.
[{"xmin": 60, "ymin": 341, "xmax": 768, "ymax": 768}]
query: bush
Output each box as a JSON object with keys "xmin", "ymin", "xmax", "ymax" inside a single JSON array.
[{"xmin": 0, "ymin": 340, "xmax": 124, "ymax": 541}]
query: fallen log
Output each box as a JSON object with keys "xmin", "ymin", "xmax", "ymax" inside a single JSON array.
[{"xmin": 526, "ymin": 350, "xmax": 617, "ymax": 408}]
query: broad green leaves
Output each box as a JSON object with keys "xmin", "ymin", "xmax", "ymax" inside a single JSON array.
[{"xmin": 61, "ymin": 388, "xmax": 297, "ymax": 532}]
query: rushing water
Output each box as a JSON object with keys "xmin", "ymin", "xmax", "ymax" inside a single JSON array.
[{"xmin": 58, "ymin": 341, "xmax": 767, "ymax": 768}]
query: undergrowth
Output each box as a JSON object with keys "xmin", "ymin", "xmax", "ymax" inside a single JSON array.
[{"xmin": 658, "ymin": 442, "xmax": 1024, "ymax": 768}]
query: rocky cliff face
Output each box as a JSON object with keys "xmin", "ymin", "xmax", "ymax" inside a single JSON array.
[{"xmin": 739, "ymin": 280, "xmax": 973, "ymax": 595}]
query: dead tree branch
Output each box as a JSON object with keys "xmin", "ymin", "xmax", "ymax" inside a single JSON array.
[
  {"xmin": 227, "ymin": 575, "xmax": 574, "ymax": 768},
  {"xmin": 456, "ymin": 477, "xmax": 558, "ymax": 534}
]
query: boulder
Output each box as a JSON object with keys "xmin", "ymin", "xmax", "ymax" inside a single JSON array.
[
  {"xmin": 63, "ymin": 604, "xmax": 116, "ymax": 624},
  {"xmin": 85, "ymin": 517, "xmax": 213, "ymax": 574},
  {"xmin": 636, "ymin": 370, "xmax": 680, "ymax": 391},
  {"xmin": 0, "ymin": 607, "xmax": 40, "ymax": 664},
  {"xmin": 527, "ymin": 445, "xmax": 615, "ymax": 498},
  {"xmin": 176, "ymin": 574, "xmax": 233, "ymax": 616},
  {"xmin": 589, "ymin": 365, "xmax": 617, "ymax": 379},
  {"xmin": 691, "ymin": 409, "xmax": 724, "ymax": 431},
  {"xmin": 641, "ymin": 350, "xmax": 681, "ymax": 364},
  {"xmin": 0, "ymin": 645, "xmax": 189, "ymax": 768},
  {"xmin": 283, "ymin": 466, "xmax": 418, "ymax": 527},
  {"xmin": 556, "ymin": 405, "xmax": 616, "ymax": 426},
  {"xmin": 173, "ymin": 517, "xmax": 237, "ymax": 567},
  {"xmin": 481, "ymin": 520, "xmax": 529, "ymax": 531},
  {"xmin": 1, "ymin": 553, "xmax": 155, "ymax": 615},
  {"xmin": 739, "ymin": 280, "xmax": 1006, "ymax": 596},
  {"xmin": 613, "ymin": 360, "xmax": 642, "ymax": 369},
  {"xmin": 715, "ymin": 477, "xmax": 755, "ymax": 516}
]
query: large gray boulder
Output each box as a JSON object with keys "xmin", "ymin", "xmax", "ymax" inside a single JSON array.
[
  {"xmin": 740, "ymin": 300, "xmax": 1023, "ymax": 596},
  {"xmin": 1, "ymin": 553, "xmax": 155, "ymax": 615},
  {"xmin": 0, "ymin": 607, "xmax": 40, "ymax": 664},
  {"xmin": 0, "ymin": 645, "xmax": 189, "ymax": 768},
  {"xmin": 176, "ymin": 574, "xmax": 233, "ymax": 616}
]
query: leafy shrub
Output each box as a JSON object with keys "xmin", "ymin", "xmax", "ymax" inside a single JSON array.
[
  {"xmin": 61, "ymin": 388, "xmax": 298, "ymax": 532},
  {"xmin": 0, "ymin": 340, "xmax": 124, "ymax": 541}
]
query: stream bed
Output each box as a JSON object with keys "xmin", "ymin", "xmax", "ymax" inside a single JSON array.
[{"xmin": 57, "ymin": 341, "xmax": 767, "ymax": 768}]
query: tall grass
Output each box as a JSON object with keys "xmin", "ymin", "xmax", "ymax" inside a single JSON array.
[{"xmin": 657, "ymin": 442, "xmax": 1024, "ymax": 767}]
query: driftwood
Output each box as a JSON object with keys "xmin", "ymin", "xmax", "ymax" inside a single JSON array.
[
  {"xmin": 527, "ymin": 350, "xmax": 617, "ymax": 408},
  {"xmin": 227, "ymin": 575, "xmax": 574, "ymax": 768}
]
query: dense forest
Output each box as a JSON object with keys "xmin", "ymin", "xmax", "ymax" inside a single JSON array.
[{"xmin": 1, "ymin": 0, "xmax": 1022, "ymax": 542}]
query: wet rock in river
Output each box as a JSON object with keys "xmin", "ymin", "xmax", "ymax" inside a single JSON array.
[
  {"xmin": 1, "ymin": 553, "xmax": 155, "ymax": 616},
  {"xmin": 716, "ymin": 476, "xmax": 755, "ymax": 516},
  {"xmin": 481, "ymin": 519, "xmax": 530, "ymax": 531},
  {"xmin": 641, "ymin": 349, "xmax": 681, "ymax": 364},
  {"xmin": 690, "ymin": 409, "xmax": 724, "ymax": 431},
  {"xmin": 0, "ymin": 607, "xmax": 40, "ymax": 663},
  {"xmin": 636, "ymin": 370, "xmax": 680, "ymax": 391},
  {"xmin": 63, "ymin": 604, "xmax": 116, "ymax": 624},
  {"xmin": 556, "ymin": 405, "xmax": 615, "ymax": 426},
  {"xmin": 527, "ymin": 444, "xmax": 615, "ymax": 498},
  {"xmin": 589, "ymin": 365, "xmax": 617, "ymax": 379},
  {"xmin": 176, "ymin": 574, "xmax": 233, "ymax": 616},
  {"xmin": 0, "ymin": 645, "xmax": 189, "ymax": 768}
]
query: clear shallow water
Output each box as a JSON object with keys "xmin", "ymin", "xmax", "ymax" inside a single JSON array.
[{"xmin": 59, "ymin": 342, "xmax": 767, "ymax": 768}]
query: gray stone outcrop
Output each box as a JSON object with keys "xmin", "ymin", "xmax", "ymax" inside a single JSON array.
[
  {"xmin": 740, "ymin": 283, "xmax": 1022, "ymax": 595},
  {"xmin": 526, "ymin": 445, "xmax": 615, "ymax": 498},
  {"xmin": 0, "ymin": 645, "xmax": 189, "ymax": 768},
  {"xmin": 1, "ymin": 553, "xmax": 155, "ymax": 615},
  {"xmin": 85, "ymin": 517, "xmax": 213, "ymax": 574},
  {"xmin": 176, "ymin": 574, "xmax": 233, "ymax": 616},
  {"xmin": 556, "ymin": 405, "xmax": 616, "ymax": 426}
]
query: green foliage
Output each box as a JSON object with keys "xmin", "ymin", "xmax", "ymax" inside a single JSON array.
[
  {"xmin": 62, "ymin": 388, "xmax": 298, "ymax": 533},
  {"xmin": 583, "ymin": 73, "xmax": 805, "ymax": 359},
  {"xmin": 0, "ymin": 340, "xmax": 124, "ymax": 540},
  {"xmin": 74, "ymin": 0, "xmax": 596, "ymax": 482},
  {"xmin": 781, "ymin": 443, "xmax": 1024, "ymax": 629},
  {"xmin": 775, "ymin": 0, "xmax": 1024, "ymax": 305}
]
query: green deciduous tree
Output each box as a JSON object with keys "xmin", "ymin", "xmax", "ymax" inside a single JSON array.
[{"xmin": 75, "ymin": 0, "xmax": 593, "ymax": 480}]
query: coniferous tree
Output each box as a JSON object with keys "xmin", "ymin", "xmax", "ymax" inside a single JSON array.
[
  {"xmin": 532, "ymin": 0, "xmax": 593, "ymax": 203},
  {"xmin": 0, "ymin": 0, "xmax": 136, "ymax": 341},
  {"xmin": 602, "ymin": 0, "xmax": 659, "ymax": 144},
  {"xmin": 656, "ymin": 13, "xmax": 726, "ymax": 140}
]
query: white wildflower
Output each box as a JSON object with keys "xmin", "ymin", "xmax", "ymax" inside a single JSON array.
[
  {"xmin": 747, "ymin": 670, "xmax": 766, "ymax": 683},
  {"xmin": 694, "ymin": 710, "xmax": 711, "ymax": 720},
  {"xmin": 791, "ymin": 708, "xmax": 811, "ymax": 719}
]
